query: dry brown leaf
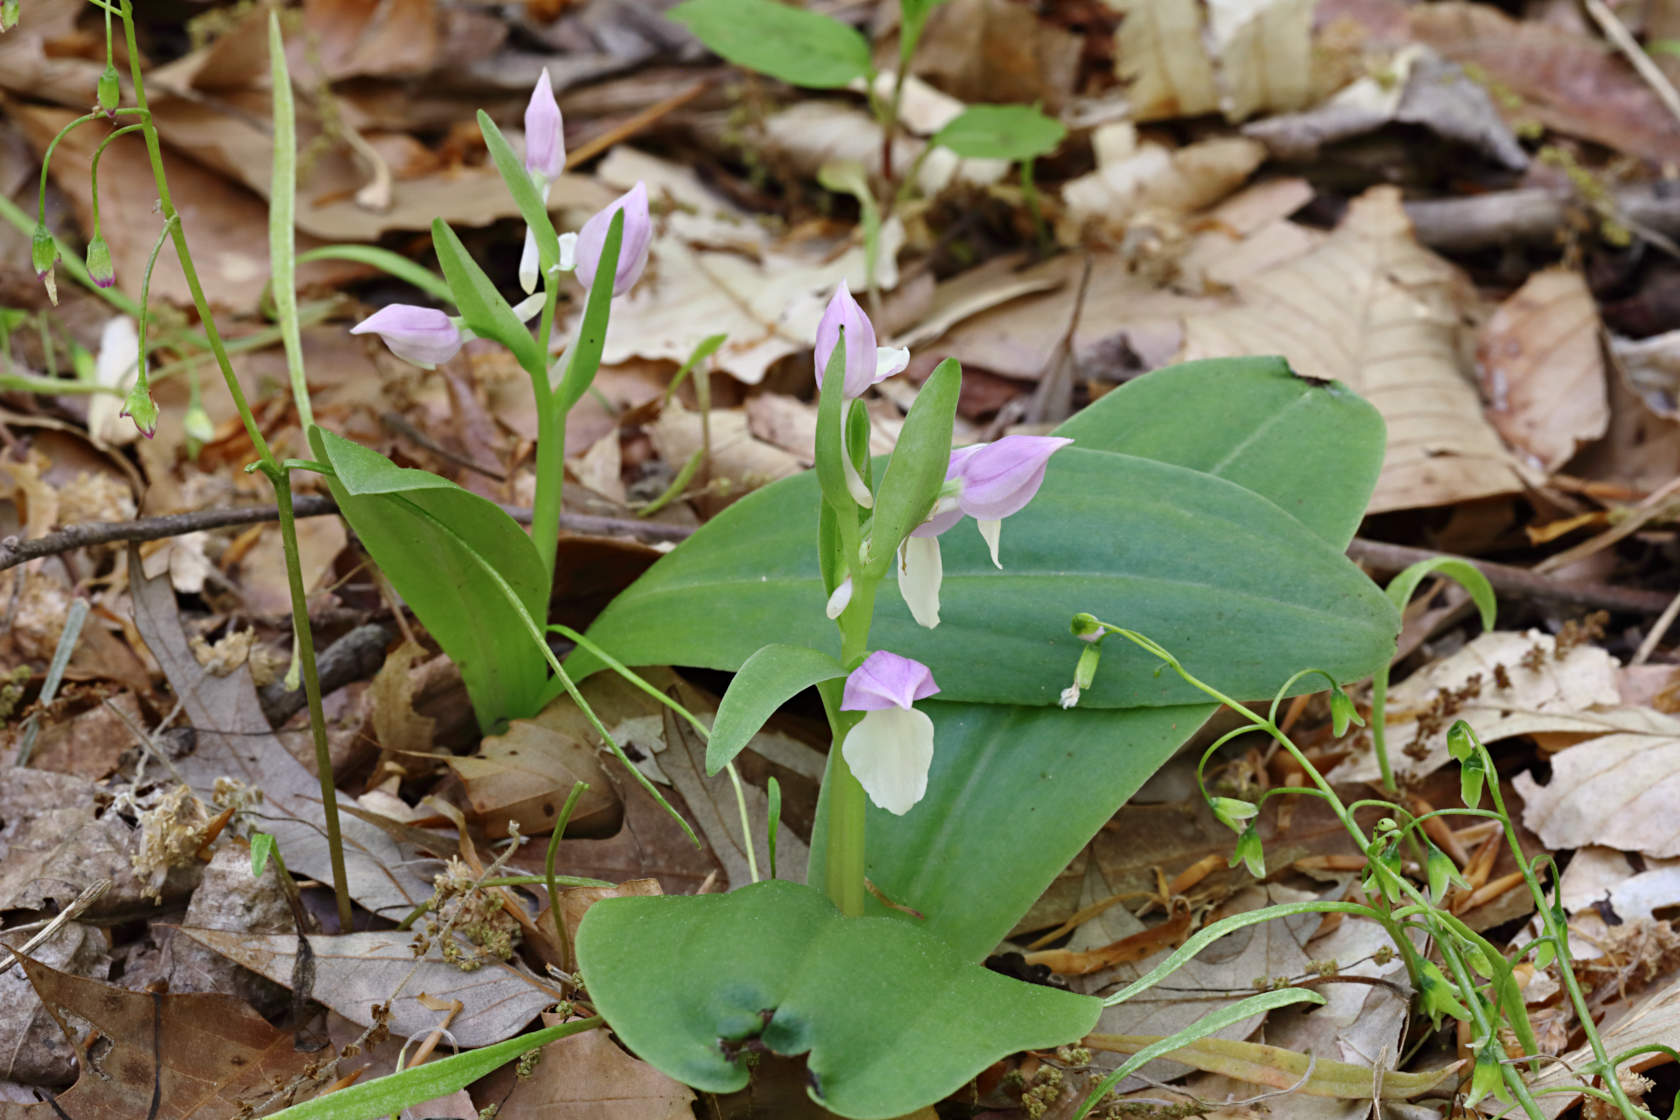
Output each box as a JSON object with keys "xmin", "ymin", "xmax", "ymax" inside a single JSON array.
[
  {"xmin": 1527, "ymin": 974, "xmax": 1680, "ymax": 1118},
  {"xmin": 1062, "ymin": 129, "xmax": 1266, "ymax": 232},
  {"xmin": 1180, "ymin": 186, "xmax": 1524, "ymax": 512},
  {"xmin": 490, "ymin": 1024, "xmax": 694, "ymax": 1119},
  {"xmin": 0, "ymin": 923, "xmax": 107, "ymax": 1085},
  {"xmin": 234, "ymin": 517, "xmax": 347, "ymax": 617},
  {"xmin": 647, "ymin": 399, "xmax": 805, "ymax": 504},
  {"xmin": 1116, "ymin": 0, "xmax": 1220, "ymax": 120},
  {"xmin": 1411, "ymin": 2, "xmax": 1680, "ymax": 165},
  {"xmin": 1513, "ymin": 713, "xmax": 1680, "ymax": 858},
  {"xmin": 129, "ymin": 550, "xmax": 434, "ymax": 920},
  {"xmin": 370, "ymin": 639, "xmax": 438, "ymax": 759},
  {"xmin": 1558, "ymin": 846, "xmax": 1680, "ymax": 927},
  {"xmin": 1477, "ymin": 266, "xmax": 1608, "ymax": 471},
  {"xmin": 450, "ymin": 709, "xmax": 619, "ymax": 839},
  {"xmin": 1331, "ymin": 629, "xmax": 1622, "ymax": 784},
  {"xmin": 0, "ymin": 956, "xmax": 324, "ymax": 1120},
  {"xmin": 177, "ymin": 928, "xmax": 557, "ymax": 1047},
  {"xmin": 912, "ymin": 0, "xmax": 1082, "ymax": 110}
]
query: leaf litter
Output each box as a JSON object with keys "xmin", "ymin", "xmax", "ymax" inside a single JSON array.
[{"xmin": 5, "ymin": 0, "xmax": 1680, "ymax": 1115}]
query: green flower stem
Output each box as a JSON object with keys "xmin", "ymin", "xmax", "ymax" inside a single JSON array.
[
  {"xmin": 89, "ymin": 123, "xmax": 144, "ymax": 237},
  {"xmin": 1102, "ymin": 623, "xmax": 1549, "ymax": 1118},
  {"xmin": 116, "ymin": 0, "xmax": 354, "ymax": 929},
  {"xmin": 823, "ymin": 573, "xmax": 879, "ymax": 917},
  {"xmin": 1370, "ymin": 660, "xmax": 1397, "ymax": 793},
  {"xmin": 529, "ymin": 277, "xmax": 565, "ymax": 586},
  {"xmin": 1480, "ymin": 734, "xmax": 1648, "ymax": 1118}
]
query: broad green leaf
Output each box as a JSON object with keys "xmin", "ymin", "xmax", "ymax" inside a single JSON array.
[
  {"xmin": 932, "ymin": 104, "xmax": 1066, "ymax": 162},
  {"xmin": 573, "ymin": 448, "xmax": 1398, "ymax": 708},
  {"xmin": 477, "ymin": 110, "xmax": 559, "ymax": 275},
  {"xmin": 1052, "ymin": 355, "xmax": 1383, "ymax": 548},
  {"xmin": 310, "ymin": 427, "xmax": 548, "ymax": 732},
  {"xmin": 574, "ymin": 880, "xmax": 1098, "ymax": 1118},
  {"xmin": 827, "ymin": 699, "xmax": 1212, "ymax": 960},
  {"xmin": 708, "ymin": 644, "xmax": 845, "ymax": 775},
  {"xmin": 863, "ymin": 357, "xmax": 959, "ymax": 577},
  {"xmin": 668, "ymin": 0, "xmax": 873, "ymax": 89},
  {"xmin": 431, "ymin": 218, "xmax": 542, "ymax": 372}
]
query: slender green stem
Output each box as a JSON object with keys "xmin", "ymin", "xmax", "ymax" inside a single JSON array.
[
  {"xmin": 544, "ymin": 780, "xmax": 589, "ymax": 968},
  {"xmin": 1370, "ymin": 661, "xmax": 1396, "ymax": 792},
  {"xmin": 116, "ymin": 0, "xmax": 353, "ymax": 927}
]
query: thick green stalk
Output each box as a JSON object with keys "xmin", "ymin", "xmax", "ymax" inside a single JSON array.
[
  {"xmin": 118, "ymin": 0, "xmax": 353, "ymax": 927},
  {"xmin": 823, "ymin": 576, "xmax": 879, "ymax": 917}
]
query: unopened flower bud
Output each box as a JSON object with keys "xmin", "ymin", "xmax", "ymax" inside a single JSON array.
[
  {"xmin": 349, "ymin": 304, "xmax": 464, "ymax": 369},
  {"xmin": 31, "ymin": 222, "xmax": 58, "ymax": 305},
  {"xmin": 97, "ymin": 62, "xmax": 120, "ymax": 116},
  {"xmin": 575, "ymin": 181, "xmax": 652, "ymax": 298},
  {"xmin": 1070, "ymin": 612, "xmax": 1103, "ymax": 641},
  {"xmin": 119, "ymin": 378, "xmax": 158, "ymax": 439},
  {"xmin": 182, "ymin": 403, "xmax": 214, "ymax": 445},
  {"xmin": 85, "ymin": 234, "xmax": 114, "ymax": 288},
  {"xmin": 523, "ymin": 68, "xmax": 564, "ymax": 182}
]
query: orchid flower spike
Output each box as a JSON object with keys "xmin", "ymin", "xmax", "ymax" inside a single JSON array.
[
  {"xmin": 518, "ymin": 69, "xmax": 565, "ymax": 294},
  {"xmin": 840, "ymin": 651, "xmax": 940, "ymax": 815},
  {"xmin": 575, "ymin": 181, "xmax": 652, "ymax": 298},
  {"xmin": 350, "ymin": 305, "xmax": 464, "ymax": 369},
  {"xmin": 813, "ymin": 280, "xmax": 909, "ymax": 399},
  {"xmin": 898, "ymin": 434, "xmax": 1073, "ymax": 629}
]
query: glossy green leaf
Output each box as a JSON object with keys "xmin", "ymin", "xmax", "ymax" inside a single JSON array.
[
  {"xmin": 669, "ymin": 0, "xmax": 873, "ymax": 89},
  {"xmin": 431, "ymin": 218, "xmax": 542, "ymax": 373},
  {"xmin": 862, "ymin": 356, "xmax": 959, "ymax": 576},
  {"xmin": 310, "ymin": 426, "xmax": 549, "ymax": 732},
  {"xmin": 1052, "ymin": 355, "xmax": 1383, "ymax": 549},
  {"xmin": 830, "ymin": 699, "xmax": 1213, "ymax": 960},
  {"xmin": 932, "ymin": 103, "xmax": 1066, "ymax": 162},
  {"xmin": 574, "ymin": 448, "xmax": 1397, "ymax": 708},
  {"xmin": 708, "ymin": 644, "xmax": 846, "ymax": 775},
  {"xmin": 574, "ymin": 880, "xmax": 1098, "ymax": 1118},
  {"xmin": 477, "ymin": 110, "xmax": 559, "ymax": 274}
]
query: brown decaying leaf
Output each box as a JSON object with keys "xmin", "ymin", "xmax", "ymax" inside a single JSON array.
[
  {"xmin": 0, "ymin": 956, "xmax": 327, "ymax": 1120},
  {"xmin": 128, "ymin": 549, "xmax": 435, "ymax": 921},
  {"xmin": 482, "ymin": 1024, "xmax": 694, "ymax": 1120},
  {"xmin": 1476, "ymin": 266, "xmax": 1608, "ymax": 472},
  {"xmin": 176, "ymin": 928, "xmax": 558, "ymax": 1048},
  {"xmin": 451, "ymin": 710, "xmax": 619, "ymax": 840},
  {"xmin": 1411, "ymin": 2, "xmax": 1680, "ymax": 165},
  {"xmin": 648, "ymin": 399, "xmax": 804, "ymax": 505},
  {"xmin": 1180, "ymin": 186, "xmax": 1525, "ymax": 513},
  {"xmin": 1514, "ymin": 711, "xmax": 1680, "ymax": 858},
  {"xmin": 0, "ymin": 923, "xmax": 108, "ymax": 1085}
]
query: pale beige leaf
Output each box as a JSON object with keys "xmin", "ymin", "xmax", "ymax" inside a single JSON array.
[
  {"xmin": 1558, "ymin": 847, "xmax": 1680, "ymax": 925},
  {"xmin": 1331, "ymin": 629, "xmax": 1622, "ymax": 783},
  {"xmin": 1477, "ymin": 266, "xmax": 1608, "ymax": 470},
  {"xmin": 648, "ymin": 399, "xmax": 805, "ymax": 501},
  {"xmin": 1514, "ymin": 729, "xmax": 1680, "ymax": 857},
  {"xmin": 494, "ymin": 1026, "xmax": 694, "ymax": 1119},
  {"xmin": 1180, "ymin": 186, "xmax": 1523, "ymax": 512},
  {"xmin": 1062, "ymin": 135, "xmax": 1266, "ymax": 230},
  {"xmin": 1528, "ymin": 976, "xmax": 1680, "ymax": 1117},
  {"xmin": 177, "ymin": 929, "xmax": 557, "ymax": 1047},
  {"xmin": 1211, "ymin": 0, "xmax": 1317, "ymax": 120},
  {"xmin": 1117, "ymin": 0, "xmax": 1220, "ymax": 120}
]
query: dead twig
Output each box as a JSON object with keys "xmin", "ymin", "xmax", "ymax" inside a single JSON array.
[
  {"xmin": 1404, "ymin": 185, "xmax": 1680, "ymax": 253},
  {"xmin": 1347, "ymin": 537, "xmax": 1675, "ymax": 615},
  {"xmin": 0, "ymin": 497, "xmax": 694, "ymax": 572}
]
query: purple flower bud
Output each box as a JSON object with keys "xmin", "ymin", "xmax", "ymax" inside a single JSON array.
[
  {"xmin": 813, "ymin": 280, "xmax": 880, "ymax": 399},
  {"xmin": 952, "ymin": 435, "xmax": 1074, "ymax": 521},
  {"xmin": 349, "ymin": 304, "xmax": 464, "ymax": 368},
  {"xmin": 842, "ymin": 650, "xmax": 939, "ymax": 712},
  {"xmin": 574, "ymin": 181, "xmax": 651, "ymax": 298},
  {"xmin": 523, "ymin": 68, "xmax": 564, "ymax": 181}
]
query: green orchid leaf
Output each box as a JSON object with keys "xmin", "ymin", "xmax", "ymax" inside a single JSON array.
[
  {"xmin": 1051, "ymin": 355, "xmax": 1383, "ymax": 549},
  {"xmin": 932, "ymin": 103, "xmax": 1066, "ymax": 162},
  {"xmin": 310, "ymin": 426, "xmax": 549, "ymax": 732},
  {"xmin": 431, "ymin": 218, "xmax": 542, "ymax": 373},
  {"xmin": 574, "ymin": 880, "xmax": 1098, "ymax": 1118},
  {"xmin": 819, "ymin": 698, "xmax": 1212, "ymax": 960},
  {"xmin": 669, "ymin": 0, "xmax": 873, "ymax": 89},
  {"xmin": 863, "ymin": 357, "xmax": 959, "ymax": 577},
  {"xmin": 477, "ymin": 110, "xmax": 559, "ymax": 275},
  {"xmin": 708, "ymin": 644, "xmax": 846, "ymax": 775},
  {"xmin": 573, "ymin": 447, "xmax": 1397, "ymax": 708}
]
